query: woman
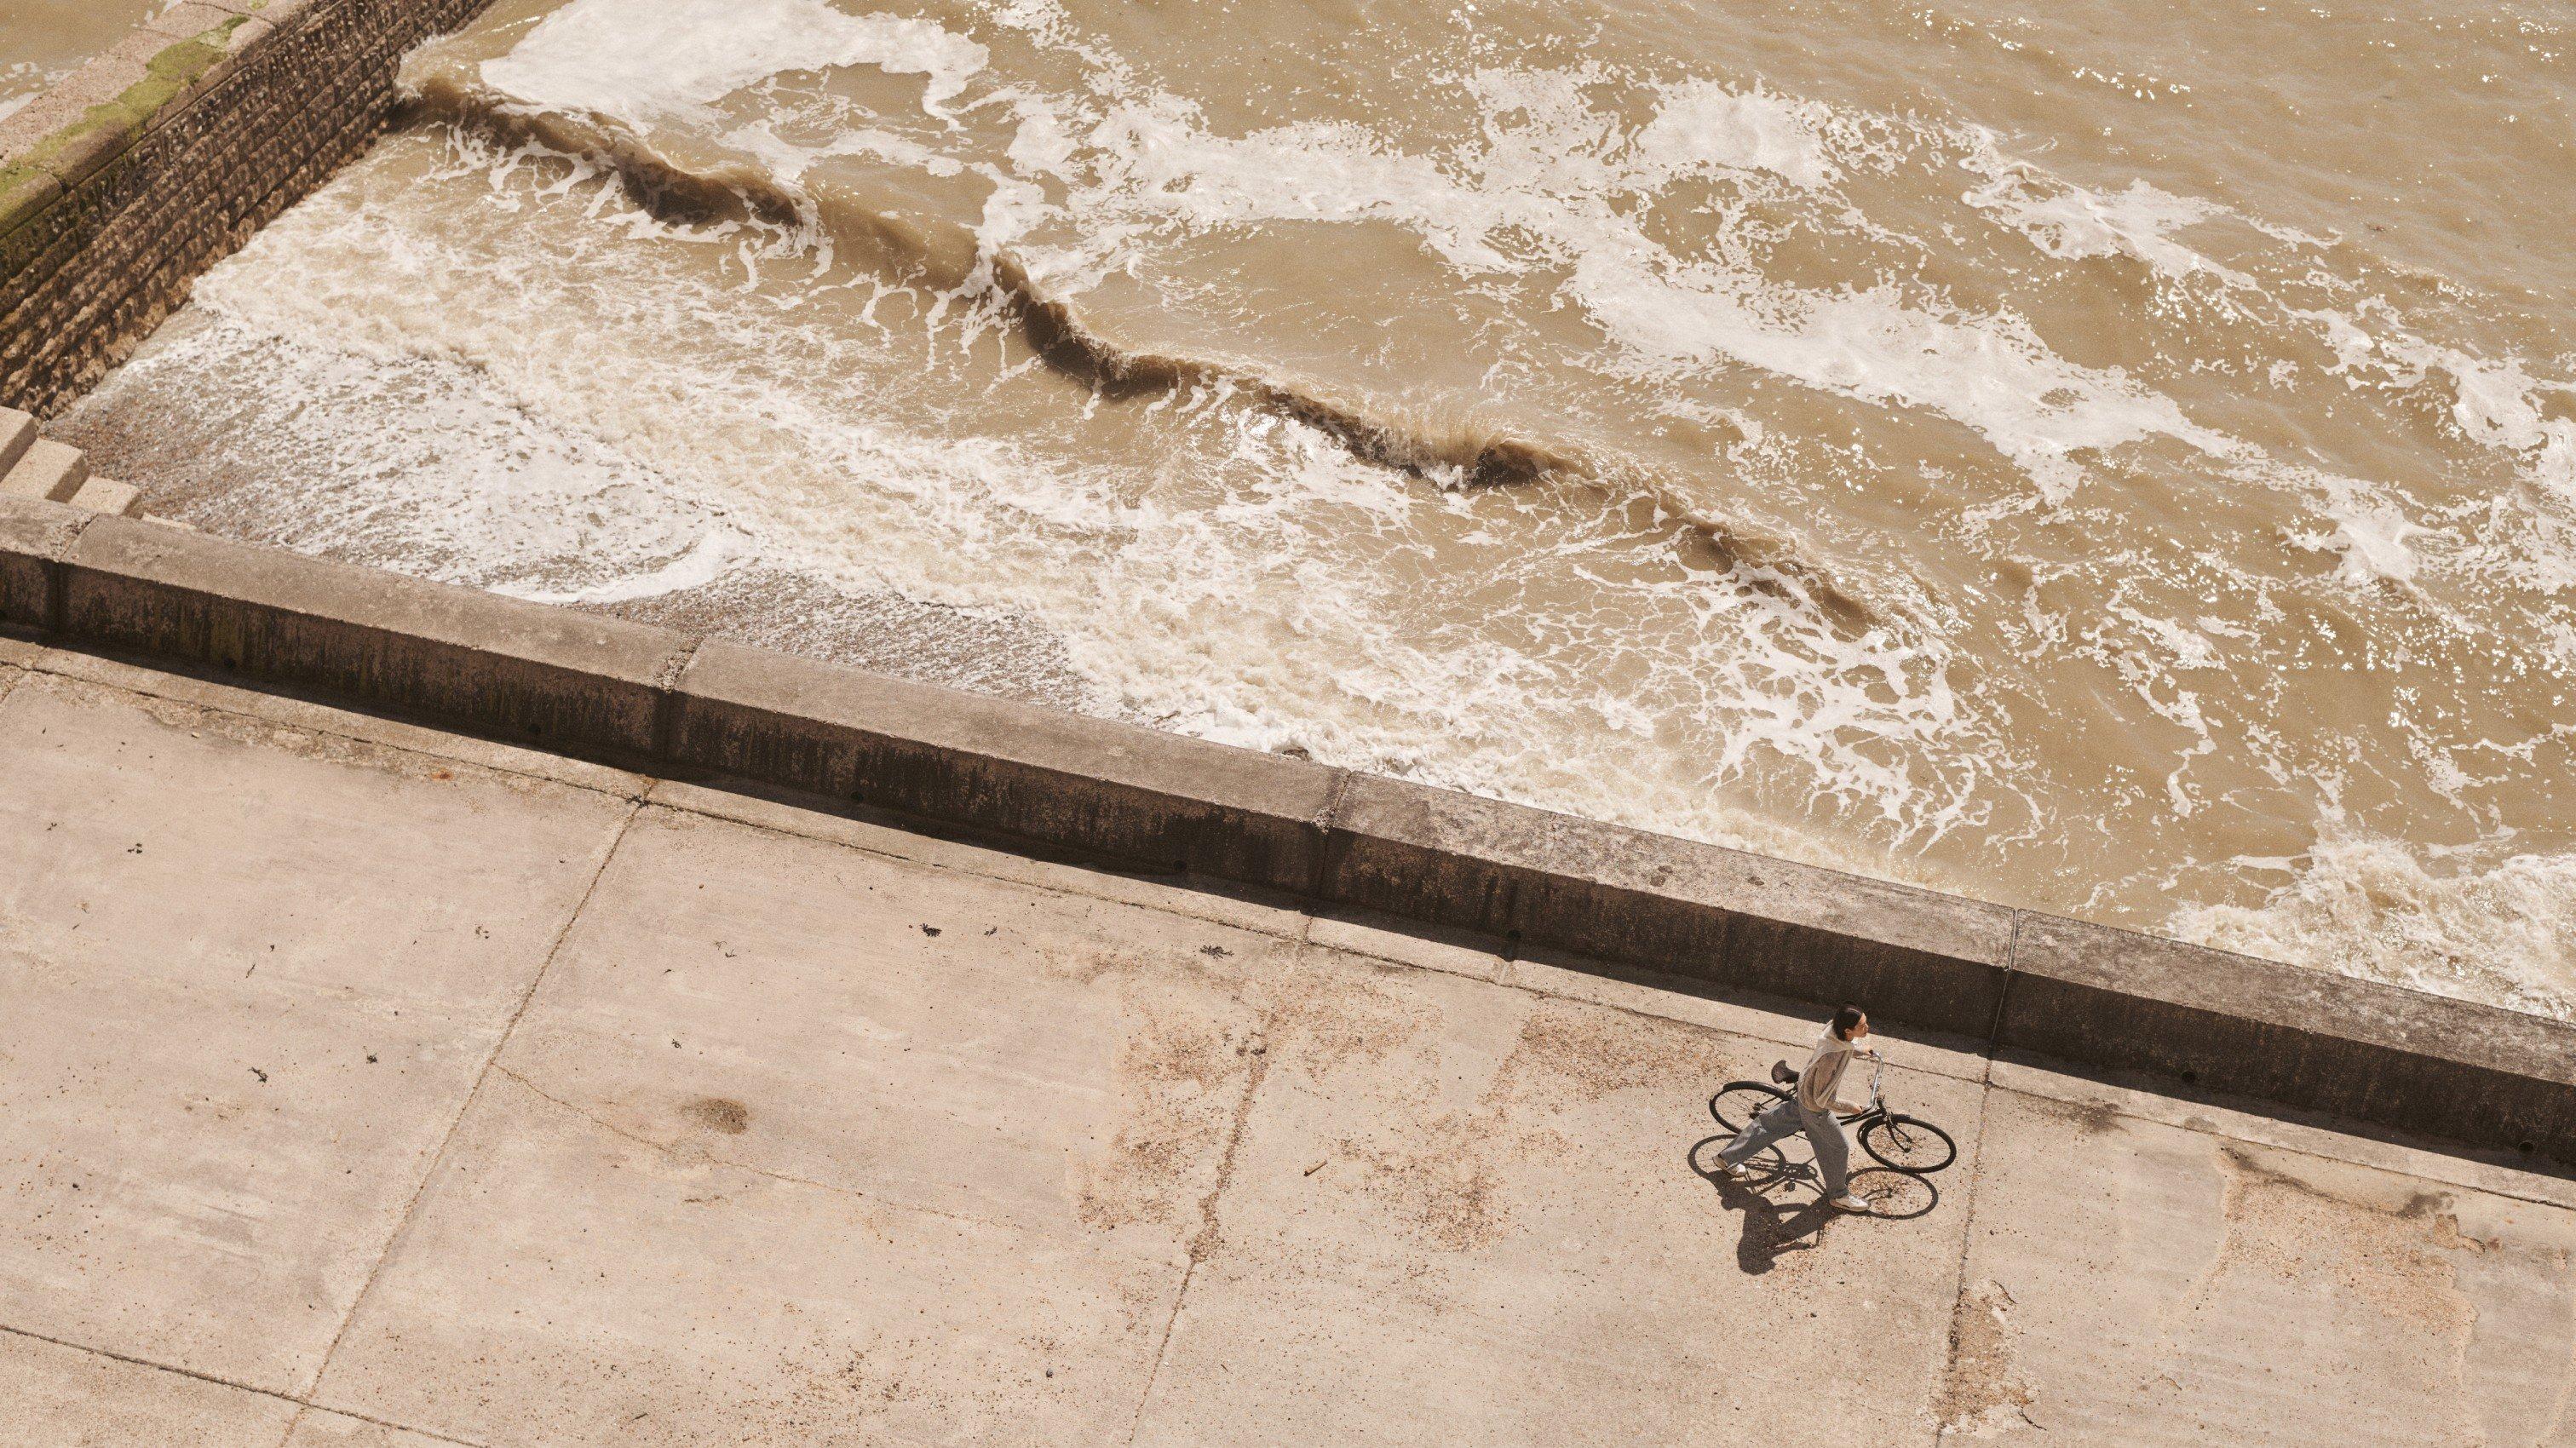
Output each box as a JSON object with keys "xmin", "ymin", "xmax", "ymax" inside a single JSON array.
[{"xmin": 1716, "ymin": 1004, "xmax": 1875, "ymax": 1211}]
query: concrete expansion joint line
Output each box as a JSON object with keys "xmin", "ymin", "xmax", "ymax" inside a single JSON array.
[
  {"xmin": 1126, "ymin": 1005, "xmax": 1279, "ymax": 1445},
  {"xmin": 290, "ymin": 797, "xmax": 644, "ymax": 1411},
  {"xmin": 1926, "ymin": 1077, "xmax": 2004, "ymax": 1445},
  {"xmin": 651, "ymin": 635, "xmax": 704, "ymax": 692},
  {"xmin": 1314, "ymin": 768, "xmax": 1352, "ymax": 836},
  {"xmin": 1307, "ymin": 768, "xmax": 1353, "ymax": 899},
  {"xmin": 1983, "ymin": 912, "xmax": 2027, "ymax": 1072},
  {"xmin": 41, "ymin": 509, "xmax": 101, "ymax": 635},
  {"xmin": 647, "ymin": 635, "xmax": 704, "ymax": 759},
  {"xmin": 0, "ymin": 1324, "xmax": 494, "ymax": 1448}
]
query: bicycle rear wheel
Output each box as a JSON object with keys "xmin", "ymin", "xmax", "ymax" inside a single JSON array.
[
  {"xmin": 1860, "ymin": 1113, "xmax": 1958, "ymax": 1174},
  {"xmin": 1709, "ymin": 1082, "xmax": 1789, "ymax": 1134}
]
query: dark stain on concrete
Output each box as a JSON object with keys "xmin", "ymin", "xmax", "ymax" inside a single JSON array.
[
  {"xmin": 2032, "ymin": 1094, "xmax": 2123, "ymax": 1137},
  {"xmin": 683, "ymin": 1096, "xmax": 752, "ymax": 1135}
]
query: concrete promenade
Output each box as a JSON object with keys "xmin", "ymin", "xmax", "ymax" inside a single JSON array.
[{"xmin": 5, "ymin": 635, "xmax": 2574, "ymax": 1445}]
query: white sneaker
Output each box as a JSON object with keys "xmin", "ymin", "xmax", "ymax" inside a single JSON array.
[
  {"xmin": 1719, "ymin": 1161, "xmax": 1751, "ymax": 1182},
  {"xmin": 1826, "ymin": 1192, "xmax": 1870, "ymax": 1213}
]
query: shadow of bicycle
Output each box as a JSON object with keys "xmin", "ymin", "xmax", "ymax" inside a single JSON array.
[{"xmin": 1688, "ymin": 1135, "xmax": 1940, "ymax": 1274}]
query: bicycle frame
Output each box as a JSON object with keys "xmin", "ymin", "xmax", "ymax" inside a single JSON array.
[
  {"xmin": 1783, "ymin": 1056, "xmax": 1890, "ymax": 1126},
  {"xmin": 1839, "ymin": 1059, "xmax": 1890, "ymax": 1126}
]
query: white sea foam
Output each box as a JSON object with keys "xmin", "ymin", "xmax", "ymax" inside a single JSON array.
[
  {"xmin": 1958, "ymin": 134, "xmax": 2229, "ymax": 277},
  {"xmin": 477, "ymin": 13, "xmax": 2281, "ymax": 510},
  {"xmin": 482, "ymin": 0, "xmax": 990, "ymax": 124},
  {"xmin": 1049, "ymin": 78, "xmax": 2234, "ymax": 503},
  {"xmin": 2430, "ymin": 348, "xmax": 2576, "ymax": 503},
  {"xmin": 1628, "ymin": 79, "xmax": 1839, "ymax": 189},
  {"xmin": 2307, "ymin": 311, "xmax": 2576, "ymax": 473},
  {"xmin": 495, "ymin": 528, "xmax": 744, "ymax": 605},
  {"xmin": 2174, "ymin": 835, "xmax": 2576, "ymax": 1020}
]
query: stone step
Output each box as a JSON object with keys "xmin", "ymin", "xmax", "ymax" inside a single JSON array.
[
  {"xmin": 1, "ymin": 438, "xmax": 89, "ymax": 503},
  {"xmin": 68, "ymin": 475, "xmax": 143, "ymax": 517},
  {"xmin": 0, "ymin": 407, "xmax": 34, "ymax": 476}
]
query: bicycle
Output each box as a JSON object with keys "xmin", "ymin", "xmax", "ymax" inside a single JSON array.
[{"xmin": 1708, "ymin": 1055, "xmax": 1957, "ymax": 1175}]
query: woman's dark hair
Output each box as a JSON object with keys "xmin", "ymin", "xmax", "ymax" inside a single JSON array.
[{"xmin": 1831, "ymin": 1004, "xmax": 1866, "ymax": 1040}]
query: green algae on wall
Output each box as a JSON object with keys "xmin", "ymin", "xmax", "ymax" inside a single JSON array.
[
  {"xmin": 0, "ymin": 0, "xmax": 503, "ymax": 414},
  {"xmin": 0, "ymin": 18, "xmax": 250, "ymax": 235}
]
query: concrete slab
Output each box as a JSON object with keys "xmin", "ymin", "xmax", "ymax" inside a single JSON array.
[
  {"xmin": 1991, "ymin": 1054, "xmax": 2576, "ymax": 1215},
  {"xmin": 1947, "ymin": 1089, "xmax": 2576, "ymax": 1442},
  {"xmin": 502, "ymin": 803, "xmax": 1289, "ymax": 1244},
  {"xmin": 309, "ymin": 1049, "xmax": 1188, "ymax": 1446},
  {"xmin": 310, "ymin": 803, "xmax": 1291, "ymax": 1445},
  {"xmin": 1128, "ymin": 955, "xmax": 1988, "ymax": 1445},
  {"xmin": 0, "ymin": 670, "xmax": 631, "ymax": 1393},
  {"xmin": 0, "ymin": 1330, "xmax": 298, "ymax": 1448},
  {"xmin": 0, "ymin": 406, "xmax": 34, "ymax": 474},
  {"xmin": 2005, "ymin": 911, "xmax": 2576, "ymax": 1162},
  {"xmin": 0, "ymin": 496, "xmax": 89, "ymax": 631}
]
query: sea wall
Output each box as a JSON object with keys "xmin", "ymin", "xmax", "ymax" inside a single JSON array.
[
  {"xmin": 4, "ymin": 492, "xmax": 2571, "ymax": 1166},
  {"xmin": 0, "ymin": 0, "xmax": 495, "ymax": 417}
]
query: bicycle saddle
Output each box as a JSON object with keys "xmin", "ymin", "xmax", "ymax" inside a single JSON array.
[{"xmin": 1769, "ymin": 1060, "xmax": 1799, "ymax": 1085}]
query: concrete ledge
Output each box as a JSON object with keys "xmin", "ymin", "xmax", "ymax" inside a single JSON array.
[
  {"xmin": 2004, "ymin": 914, "xmax": 2576, "ymax": 1160},
  {"xmin": 1325, "ymin": 773, "xmax": 2015, "ymax": 1039},
  {"xmin": 0, "ymin": 496, "xmax": 89, "ymax": 629},
  {"xmin": 3, "ymin": 494, "xmax": 2572, "ymax": 1165},
  {"xmin": 673, "ymin": 639, "xmax": 1340, "ymax": 895},
  {"xmin": 57, "ymin": 513, "xmax": 687, "ymax": 756}
]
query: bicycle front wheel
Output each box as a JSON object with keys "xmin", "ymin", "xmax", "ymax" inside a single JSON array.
[
  {"xmin": 1860, "ymin": 1113, "xmax": 1958, "ymax": 1174},
  {"xmin": 1709, "ymin": 1082, "xmax": 1789, "ymax": 1134}
]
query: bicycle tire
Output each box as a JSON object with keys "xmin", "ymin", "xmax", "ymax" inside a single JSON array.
[
  {"xmin": 1709, "ymin": 1081, "xmax": 1790, "ymax": 1134},
  {"xmin": 1691, "ymin": 1131, "xmax": 1789, "ymax": 1181},
  {"xmin": 1860, "ymin": 1113, "xmax": 1958, "ymax": 1174}
]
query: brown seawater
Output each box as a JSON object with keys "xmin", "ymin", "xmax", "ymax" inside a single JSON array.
[{"xmin": 59, "ymin": 0, "xmax": 2576, "ymax": 1012}]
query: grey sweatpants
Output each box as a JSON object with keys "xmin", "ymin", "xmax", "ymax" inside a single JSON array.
[{"xmin": 1720, "ymin": 1096, "xmax": 1849, "ymax": 1195}]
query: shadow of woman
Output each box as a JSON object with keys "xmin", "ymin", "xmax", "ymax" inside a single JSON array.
[{"xmin": 1687, "ymin": 1134, "xmax": 1833, "ymax": 1275}]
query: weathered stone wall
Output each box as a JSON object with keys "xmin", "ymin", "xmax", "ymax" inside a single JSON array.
[{"xmin": 0, "ymin": 0, "xmax": 494, "ymax": 417}]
